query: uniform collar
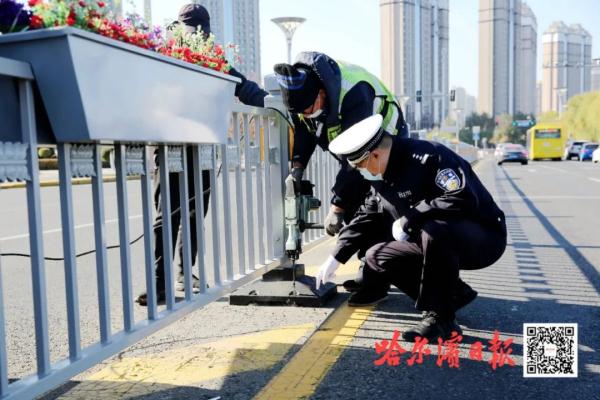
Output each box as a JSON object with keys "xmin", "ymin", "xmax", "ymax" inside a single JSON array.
[{"xmin": 382, "ymin": 136, "xmax": 409, "ymax": 182}]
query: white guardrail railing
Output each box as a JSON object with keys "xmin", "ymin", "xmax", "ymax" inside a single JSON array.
[
  {"xmin": 0, "ymin": 55, "xmax": 337, "ymax": 400},
  {"xmin": 0, "ymin": 54, "xmax": 479, "ymax": 400}
]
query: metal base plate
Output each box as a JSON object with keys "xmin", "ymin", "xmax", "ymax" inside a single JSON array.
[{"xmin": 229, "ymin": 275, "xmax": 337, "ymax": 307}]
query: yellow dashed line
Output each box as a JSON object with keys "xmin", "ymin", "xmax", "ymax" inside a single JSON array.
[{"xmin": 254, "ymin": 302, "xmax": 373, "ymax": 399}]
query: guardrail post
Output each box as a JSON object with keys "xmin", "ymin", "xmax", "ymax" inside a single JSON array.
[
  {"xmin": 19, "ymin": 79, "xmax": 51, "ymax": 377},
  {"xmin": 264, "ymin": 74, "xmax": 289, "ymax": 261}
]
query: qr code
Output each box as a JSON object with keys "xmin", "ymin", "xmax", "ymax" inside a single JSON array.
[{"xmin": 523, "ymin": 323, "xmax": 578, "ymax": 378}]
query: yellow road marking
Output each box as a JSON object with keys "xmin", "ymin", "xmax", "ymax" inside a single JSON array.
[
  {"xmin": 59, "ymin": 323, "xmax": 315, "ymax": 399},
  {"xmin": 254, "ymin": 303, "xmax": 374, "ymax": 399}
]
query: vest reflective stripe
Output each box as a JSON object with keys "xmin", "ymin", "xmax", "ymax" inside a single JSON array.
[{"xmin": 336, "ymin": 60, "xmax": 399, "ymax": 138}]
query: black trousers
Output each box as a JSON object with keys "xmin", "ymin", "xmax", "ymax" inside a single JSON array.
[
  {"xmin": 152, "ymin": 147, "xmax": 211, "ymax": 283},
  {"xmin": 364, "ymin": 218, "xmax": 507, "ymax": 317}
]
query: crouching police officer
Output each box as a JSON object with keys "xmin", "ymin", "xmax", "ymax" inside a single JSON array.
[
  {"xmin": 273, "ymin": 52, "xmax": 408, "ymax": 235},
  {"xmin": 322, "ymin": 115, "xmax": 507, "ymax": 342}
]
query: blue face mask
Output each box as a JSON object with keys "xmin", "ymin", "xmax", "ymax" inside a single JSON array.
[
  {"xmin": 358, "ymin": 168, "xmax": 383, "ymax": 181},
  {"xmin": 357, "ymin": 153, "xmax": 383, "ymax": 181}
]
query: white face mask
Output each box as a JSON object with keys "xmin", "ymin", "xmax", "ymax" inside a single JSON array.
[
  {"xmin": 358, "ymin": 168, "xmax": 383, "ymax": 181},
  {"xmin": 357, "ymin": 153, "xmax": 383, "ymax": 181},
  {"xmin": 305, "ymin": 108, "xmax": 323, "ymax": 119}
]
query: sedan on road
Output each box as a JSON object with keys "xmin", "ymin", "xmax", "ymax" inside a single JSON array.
[
  {"xmin": 579, "ymin": 143, "xmax": 599, "ymax": 161},
  {"xmin": 496, "ymin": 143, "xmax": 528, "ymax": 165},
  {"xmin": 564, "ymin": 141, "xmax": 586, "ymax": 160},
  {"xmin": 592, "ymin": 146, "xmax": 600, "ymax": 163}
]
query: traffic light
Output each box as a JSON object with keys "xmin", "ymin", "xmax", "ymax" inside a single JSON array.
[
  {"xmin": 450, "ymin": 89, "xmax": 455, "ymax": 102},
  {"xmin": 416, "ymin": 89, "xmax": 422, "ymax": 103}
]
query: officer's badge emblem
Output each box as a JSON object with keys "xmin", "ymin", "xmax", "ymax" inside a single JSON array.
[{"xmin": 435, "ymin": 168, "xmax": 461, "ymax": 192}]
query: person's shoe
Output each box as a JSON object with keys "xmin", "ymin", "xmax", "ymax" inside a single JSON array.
[
  {"xmin": 402, "ymin": 311, "xmax": 462, "ymax": 342},
  {"xmin": 453, "ymin": 279, "xmax": 478, "ymax": 312},
  {"xmin": 175, "ymin": 273, "xmax": 200, "ymax": 293},
  {"xmin": 136, "ymin": 288, "xmax": 166, "ymax": 306},
  {"xmin": 342, "ymin": 279, "xmax": 363, "ymax": 293},
  {"xmin": 348, "ymin": 290, "xmax": 388, "ymax": 307}
]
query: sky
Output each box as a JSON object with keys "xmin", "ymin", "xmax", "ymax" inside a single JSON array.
[{"xmin": 141, "ymin": 0, "xmax": 600, "ymax": 98}]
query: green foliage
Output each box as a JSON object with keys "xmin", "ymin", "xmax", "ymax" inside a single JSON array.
[
  {"xmin": 37, "ymin": 147, "xmax": 55, "ymax": 159},
  {"xmin": 562, "ymin": 91, "xmax": 600, "ymax": 142},
  {"xmin": 461, "ymin": 112, "xmax": 495, "ymax": 146}
]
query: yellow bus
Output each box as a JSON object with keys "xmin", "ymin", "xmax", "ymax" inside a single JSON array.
[{"xmin": 526, "ymin": 123, "xmax": 566, "ymax": 161}]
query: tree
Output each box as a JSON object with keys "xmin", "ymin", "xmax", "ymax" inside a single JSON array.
[{"xmin": 462, "ymin": 112, "xmax": 495, "ymax": 147}]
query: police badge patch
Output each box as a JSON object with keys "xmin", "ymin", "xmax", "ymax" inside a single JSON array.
[{"xmin": 435, "ymin": 168, "xmax": 461, "ymax": 192}]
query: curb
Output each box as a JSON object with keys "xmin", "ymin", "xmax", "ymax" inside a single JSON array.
[{"xmin": 0, "ymin": 175, "xmax": 140, "ymax": 190}]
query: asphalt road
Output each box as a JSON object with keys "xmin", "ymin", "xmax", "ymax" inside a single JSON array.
[
  {"xmin": 314, "ymin": 158, "xmax": 600, "ymax": 400},
  {"xmin": 2, "ymin": 157, "xmax": 600, "ymax": 399}
]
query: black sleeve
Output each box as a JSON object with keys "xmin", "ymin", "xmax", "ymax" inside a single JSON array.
[
  {"xmin": 332, "ymin": 191, "xmax": 391, "ymax": 264},
  {"xmin": 399, "ymin": 148, "xmax": 479, "ymax": 234},
  {"xmin": 291, "ymin": 113, "xmax": 318, "ymax": 167},
  {"xmin": 331, "ymin": 163, "xmax": 371, "ymax": 216},
  {"xmin": 229, "ymin": 67, "xmax": 268, "ymax": 108},
  {"xmin": 339, "ymin": 81, "xmax": 376, "ymax": 131},
  {"xmin": 328, "ymin": 81, "xmax": 375, "ymax": 209}
]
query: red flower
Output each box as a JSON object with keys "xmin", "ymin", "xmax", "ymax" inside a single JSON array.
[
  {"xmin": 28, "ymin": 0, "xmax": 42, "ymax": 7},
  {"xmin": 29, "ymin": 15, "xmax": 43, "ymax": 29},
  {"xmin": 78, "ymin": 0, "xmax": 86, "ymax": 7},
  {"xmin": 67, "ymin": 16, "xmax": 76, "ymax": 25},
  {"xmin": 97, "ymin": 1, "xmax": 106, "ymax": 8}
]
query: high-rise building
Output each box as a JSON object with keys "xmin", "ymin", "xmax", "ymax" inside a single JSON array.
[
  {"xmin": 541, "ymin": 21, "xmax": 592, "ymax": 113},
  {"xmin": 518, "ymin": 3, "xmax": 537, "ymax": 115},
  {"xmin": 590, "ymin": 58, "xmax": 600, "ymax": 91},
  {"xmin": 478, "ymin": 0, "xmax": 537, "ymax": 117},
  {"xmin": 380, "ymin": 0, "xmax": 449, "ymax": 129},
  {"xmin": 449, "ymin": 87, "xmax": 477, "ymax": 125},
  {"xmin": 194, "ymin": 0, "xmax": 261, "ymax": 82},
  {"xmin": 536, "ymin": 81, "xmax": 542, "ymax": 116}
]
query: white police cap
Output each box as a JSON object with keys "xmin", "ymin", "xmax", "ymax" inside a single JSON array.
[{"xmin": 328, "ymin": 114, "xmax": 384, "ymax": 166}]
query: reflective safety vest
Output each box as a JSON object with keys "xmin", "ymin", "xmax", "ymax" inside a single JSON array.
[{"xmin": 299, "ymin": 61, "xmax": 402, "ymax": 143}]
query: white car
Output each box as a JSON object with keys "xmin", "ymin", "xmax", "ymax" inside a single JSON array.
[{"xmin": 593, "ymin": 147, "xmax": 600, "ymax": 163}]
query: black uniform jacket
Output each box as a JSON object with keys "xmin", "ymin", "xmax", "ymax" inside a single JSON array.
[
  {"xmin": 333, "ymin": 137, "xmax": 506, "ymax": 263},
  {"xmin": 290, "ymin": 52, "xmax": 407, "ymax": 217}
]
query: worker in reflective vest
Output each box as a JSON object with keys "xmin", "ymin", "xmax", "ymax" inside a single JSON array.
[{"xmin": 274, "ymin": 51, "xmax": 408, "ymax": 236}]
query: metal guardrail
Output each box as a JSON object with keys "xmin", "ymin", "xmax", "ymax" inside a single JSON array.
[
  {"xmin": 431, "ymin": 137, "xmax": 481, "ymax": 164},
  {"xmin": 0, "ymin": 56, "xmax": 337, "ymax": 399}
]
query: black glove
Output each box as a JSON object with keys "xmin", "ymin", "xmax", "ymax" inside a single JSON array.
[{"xmin": 324, "ymin": 208, "xmax": 345, "ymax": 236}]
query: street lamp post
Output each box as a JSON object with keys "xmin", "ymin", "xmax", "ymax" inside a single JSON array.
[
  {"xmin": 271, "ymin": 17, "xmax": 306, "ymax": 64},
  {"xmin": 557, "ymin": 87, "xmax": 568, "ymax": 117},
  {"xmin": 454, "ymin": 108, "xmax": 463, "ymax": 142}
]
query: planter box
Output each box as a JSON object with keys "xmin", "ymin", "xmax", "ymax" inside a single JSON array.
[{"xmin": 0, "ymin": 27, "xmax": 239, "ymax": 144}]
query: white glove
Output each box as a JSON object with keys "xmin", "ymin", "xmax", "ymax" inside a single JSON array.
[
  {"xmin": 392, "ymin": 219, "xmax": 410, "ymax": 242},
  {"xmin": 316, "ymin": 255, "xmax": 340, "ymax": 290}
]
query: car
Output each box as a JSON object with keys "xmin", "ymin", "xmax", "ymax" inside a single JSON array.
[
  {"xmin": 564, "ymin": 141, "xmax": 586, "ymax": 160},
  {"xmin": 494, "ymin": 143, "xmax": 511, "ymax": 158},
  {"xmin": 496, "ymin": 143, "xmax": 528, "ymax": 165},
  {"xmin": 579, "ymin": 143, "xmax": 599, "ymax": 161},
  {"xmin": 593, "ymin": 147, "xmax": 600, "ymax": 163}
]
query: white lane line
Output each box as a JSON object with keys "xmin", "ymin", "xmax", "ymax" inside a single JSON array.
[
  {"xmin": 0, "ymin": 215, "xmax": 143, "ymax": 242},
  {"xmin": 589, "ymin": 178, "xmax": 600, "ymax": 183},
  {"xmin": 528, "ymin": 169, "xmax": 537, "ymax": 173}
]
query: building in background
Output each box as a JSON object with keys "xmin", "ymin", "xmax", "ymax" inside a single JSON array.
[
  {"xmin": 380, "ymin": 0, "xmax": 449, "ymax": 129},
  {"xmin": 194, "ymin": 0, "xmax": 262, "ymax": 82},
  {"xmin": 518, "ymin": 2, "xmax": 537, "ymax": 115},
  {"xmin": 591, "ymin": 58, "xmax": 600, "ymax": 91},
  {"xmin": 541, "ymin": 21, "xmax": 592, "ymax": 114},
  {"xmin": 478, "ymin": 0, "xmax": 537, "ymax": 117},
  {"xmin": 536, "ymin": 81, "xmax": 542, "ymax": 116},
  {"xmin": 449, "ymin": 87, "xmax": 477, "ymax": 125}
]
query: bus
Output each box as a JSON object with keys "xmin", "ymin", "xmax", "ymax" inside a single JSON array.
[{"xmin": 526, "ymin": 123, "xmax": 566, "ymax": 161}]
